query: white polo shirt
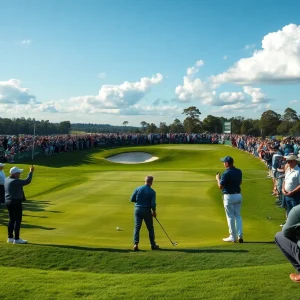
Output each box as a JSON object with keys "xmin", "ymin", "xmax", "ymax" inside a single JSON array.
[{"xmin": 284, "ymin": 165, "xmax": 300, "ymax": 192}]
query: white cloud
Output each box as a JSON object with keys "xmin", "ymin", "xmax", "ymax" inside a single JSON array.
[
  {"xmin": 290, "ymin": 99, "xmax": 300, "ymax": 104},
  {"xmin": 213, "ymin": 24, "xmax": 300, "ymax": 85},
  {"xmin": 186, "ymin": 60, "xmax": 204, "ymax": 76},
  {"xmin": 68, "ymin": 73, "xmax": 163, "ymax": 110},
  {"xmin": 0, "ymin": 79, "xmax": 36, "ymax": 104},
  {"xmin": 175, "ymin": 60, "xmax": 215, "ymax": 102},
  {"xmin": 223, "ymin": 55, "xmax": 228, "ymax": 60},
  {"xmin": 243, "ymin": 86, "xmax": 270, "ymax": 103},
  {"xmin": 21, "ymin": 39, "xmax": 32, "ymax": 45},
  {"xmin": 98, "ymin": 72, "xmax": 106, "ymax": 79}
]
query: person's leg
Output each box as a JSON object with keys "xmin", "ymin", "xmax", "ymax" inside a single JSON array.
[
  {"xmin": 224, "ymin": 199, "xmax": 237, "ymax": 240},
  {"xmin": 233, "ymin": 200, "xmax": 243, "ymax": 239},
  {"xmin": 13, "ymin": 203, "xmax": 23, "ymax": 240},
  {"xmin": 133, "ymin": 208, "xmax": 143, "ymax": 245},
  {"xmin": 0, "ymin": 185, "xmax": 5, "ymax": 203},
  {"xmin": 275, "ymin": 231, "xmax": 300, "ymax": 272},
  {"xmin": 143, "ymin": 210, "xmax": 156, "ymax": 246},
  {"xmin": 6, "ymin": 202, "xmax": 16, "ymax": 239}
]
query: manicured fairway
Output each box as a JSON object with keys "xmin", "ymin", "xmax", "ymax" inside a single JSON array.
[{"xmin": 0, "ymin": 144, "xmax": 294, "ymax": 299}]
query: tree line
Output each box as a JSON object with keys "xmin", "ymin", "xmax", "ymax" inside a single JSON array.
[
  {"xmin": 0, "ymin": 118, "xmax": 71, "ymax": 135},
  {"xmin": 0, "ymin": 107, "xmax": 299, "ymax": 136}
]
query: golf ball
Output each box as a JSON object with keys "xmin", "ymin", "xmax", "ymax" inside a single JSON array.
[{"xmin": 116, "ymin": 227, "xmax": 120, "ymax": 231}]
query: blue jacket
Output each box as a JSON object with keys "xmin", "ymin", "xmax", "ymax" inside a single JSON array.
[{"xmin": 130, "ymin": 184, "xmax": 156, "ymax": 211}]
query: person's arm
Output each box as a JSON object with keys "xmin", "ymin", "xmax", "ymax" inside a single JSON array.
[
  {"xmin": 19, "ymin": 166, "xmax": 34, "ymax": 186},
  {"xmin": 151, "ymin": 190, "xmax": 156, "ymax": 217},
  {"xmin": 216, "ymin": 173, "xmax": 225, "ymax": 190},
  {"xmin": 130, "ymin": 188, "xmax": 137, "ymax": 203}
]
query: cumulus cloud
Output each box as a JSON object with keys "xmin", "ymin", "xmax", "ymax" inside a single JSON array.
[
  {"xmin": 213, "ymin": 24, "xmax": 300, "ymax": 85},
  {"xmin": 186, "ymin": 60, "xmax": 204, "ymax": 76},
  {"xmin": 243, "ymin": 86, "xmax": 270, "ymax": 103},
  {"xmin": 0, "ymin": 79, "xmax": 36, "ymax": 104},
  {"xmin": 175, "ymin": 60, "xmax": 214, "ymax": 102}
]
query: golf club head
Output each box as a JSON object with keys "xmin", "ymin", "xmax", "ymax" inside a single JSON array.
[{"xmin": 172, "ymin": 242, "xmax": 178, "ymax": 246}]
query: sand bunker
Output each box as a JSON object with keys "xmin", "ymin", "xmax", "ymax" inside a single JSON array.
[{"xmin": 106, "ymin": 152, "xmax": 159, "ymax": 164}]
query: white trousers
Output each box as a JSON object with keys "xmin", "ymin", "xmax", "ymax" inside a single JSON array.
[{"xmin": 223, "ymin": 194, "xmax": 243, "ymax": 239}]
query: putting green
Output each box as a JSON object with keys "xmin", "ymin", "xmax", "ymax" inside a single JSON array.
[{"xmin": 0, "ymin": 144, "xmax": 281, "ymax": 249}]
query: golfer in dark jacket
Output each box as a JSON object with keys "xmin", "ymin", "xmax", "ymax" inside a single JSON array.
[
  {"xmin": 4, "ymin": 165, "xmax": 34, "ymax": 244},
  {"xmin": 131, "ymin": 175, "xmax": 159, "ymax": 251}
]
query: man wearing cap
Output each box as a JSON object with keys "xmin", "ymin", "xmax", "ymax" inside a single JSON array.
[
  {"xmin": 282, "ymin": 155, "xmax": 300, "ymax": 216},
  {"xmin": 130, "ymin": 175, "xmax": 159, "ymax": 251},
  {"xmin": 216, "ymin": 156, "xmax": 243, "ymax": 243},
  {"xmin": 4, "ymin": 165, "xmax": 34, "ymax": 244},
  {"xmin": 0, "ymin": 163, "xmax": 5, "ymax": 204}
]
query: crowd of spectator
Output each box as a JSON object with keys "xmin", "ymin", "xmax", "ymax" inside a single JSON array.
[
  {"xmin": 227, "ymin": 134, "xmax": 300, "ymax": 226},
  {"xmin": 0, "ymin": 133, "xmax": 220, "ymax": 163}
]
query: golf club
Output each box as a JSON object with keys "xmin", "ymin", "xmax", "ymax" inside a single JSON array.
[{"xmin": 154, "ymin": 217, "xmax": 178, "ymax": 246}]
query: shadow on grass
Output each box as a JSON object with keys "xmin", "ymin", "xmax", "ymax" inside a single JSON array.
[
  {"xmin": 158, "ymin": 248, "xmax": 249, "ymax": 253},
  {"xmin": 29, "ymin": 243, "xmax": 249, "ymax": 254},
  {"xmin": 243, "ymin": 241, "xmax": 275, "ymax": 244},
  {"xmin": 0, "ymin": 199, "xmax": 60, "ymax": 231},
  {"xmin": 30, "ymin": 243, "xmax": 134, "ymax": 253}
]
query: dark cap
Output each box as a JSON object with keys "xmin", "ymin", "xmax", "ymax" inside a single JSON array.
[{"xmin": 220, "ymin": 156, "xmax": 234, "ymax": 164}]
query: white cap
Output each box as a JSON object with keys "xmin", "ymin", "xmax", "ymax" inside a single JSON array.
[
  {"xmin": 284, "ymin": 155, "xmax": 298, "ymax": 161},
  {"xmin": 9, "ymin": 167, "xmax": 23, "ymax": 175},
  {"xmin": 0, "ymin": 163, "xmax": 5, "ymax": 167}
]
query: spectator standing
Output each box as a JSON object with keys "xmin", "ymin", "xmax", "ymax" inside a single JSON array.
[
  {"xmin": 4, "ymin": 165, "xmax": 34, "ymax": 244},
  {"xmin": 216, "ymin": 156, "xmax": 243, "ymax": 243},
  {"xmin": 282, "ymin": 155, "xmax": 300, "ymax": 216}
]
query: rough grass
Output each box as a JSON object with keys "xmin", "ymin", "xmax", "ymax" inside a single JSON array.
[{"xmin": 0, "ymin": 144, "xmax": 292, "ymax": 299}]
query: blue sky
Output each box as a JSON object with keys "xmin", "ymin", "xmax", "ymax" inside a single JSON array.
[{"xmin": 0, "ymin": 0, "xmax": 299, "ymax": 126}]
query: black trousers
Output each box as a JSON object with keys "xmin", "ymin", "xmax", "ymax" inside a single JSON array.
[
  {"xmin": 0, "ymin": 185, "xmax": 4, "ymax": 203},
  {"xmin": 275, "ymin": 231, "xmax": 300, "ymax": 272},
  {"xmin": 6, "ymin": 201, "xmax": 23, "ymax": 240}
]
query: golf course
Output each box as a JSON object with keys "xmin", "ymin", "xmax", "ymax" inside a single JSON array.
[{"xmin": 0, "ymin": 144, "xmax": 296, "ymax": 299}]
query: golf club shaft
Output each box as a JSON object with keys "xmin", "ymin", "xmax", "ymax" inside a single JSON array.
[{"xmin": 155, "ymin": 217, "xmax": 176, "ymax": 245}]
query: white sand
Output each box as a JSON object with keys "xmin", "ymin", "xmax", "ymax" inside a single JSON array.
[{"xmin": 106, "ymin": 152, "xmax": 159, "ymax": 164}]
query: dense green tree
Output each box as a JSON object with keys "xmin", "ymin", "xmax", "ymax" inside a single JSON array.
[
  {"xmin": 283, "ymin": 108, "xmax": 299, "ymax": 122},
  {"xmin": 169, "ymin": 118, "xmax": 184, "ymax": 133},
  {"xmin": 260, "ymin": 110, "xmax": 281, "ymax": 136},
  {"xmin": 58, "ymin": 121, "xmax": 71, "ymax": 134},
  {"xmin": 182, "ymin": 106, "xmax": 202, "ymax": 133},
  {"xmin": 202, "ymin": 115, "xmax": 222, "ymax": 133},
  {"xmin": 140, "ymin": 121, "xmax": 148, "ymax": 132},
  {"xmin": 146, "ymin": 123, "xmax": 157, "ymax": 133},
  {"xmin": 229, "ymin": 117, "xmax": 244, "ymax": 134},
  {"xmin": 158, "ymin": 122, "xmax": 169, "ymax": 134},
  {"xmin": 289, "ymin": 120, "xmax": 300, "ymax": 136}
]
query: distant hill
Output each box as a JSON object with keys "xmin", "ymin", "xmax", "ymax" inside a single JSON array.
[{"xmin": 71, "ymin": 123, "xmax": 139, "ymax": 133}]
